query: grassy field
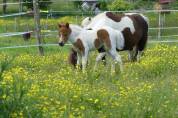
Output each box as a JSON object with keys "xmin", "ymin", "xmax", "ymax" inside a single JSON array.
[{"xmin": 0, "ymin": 43, "xmax": 178, "ymax": 117}]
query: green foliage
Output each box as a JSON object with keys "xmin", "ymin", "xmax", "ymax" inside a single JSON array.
[
  {"xmin": 133, "ymin": 0, "xmax": 154, "ymax": 9},
  {"xmin": 98, "ymin": 0, "xmax": 108, "ymax": 10},
  {"xmin": 23, "ymin": 0, "xmax": 52, "ymax": 10},
  {"xmin": 107, "ymin": 0, "xmax": 133, "ymax": 11},
  {"xmin": 73, "ymin": 1, "xmax": 83, "ymax": 9},
  {"xmin": 170, "ymin": 1, "xmax": 178, "ymax": 9}
]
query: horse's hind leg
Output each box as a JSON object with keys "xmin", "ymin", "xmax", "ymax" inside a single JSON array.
[
  {"xmin": 94, "ymin": 52, "xmax": 106, "ymax": 70},
  {"xmin": 97, "ymin": 46, "xmax": 106, "ymax": 65},
  {"xmin": 132, "ymin": 46, "xmax": 138, "ymax": 61},
  {"xmin": 108, "ymin": 50, "xmax": 123, "ymax": 73},
  {"xmin": 136, "ymin": 33, "xmax": 148, "ymax": 61}
]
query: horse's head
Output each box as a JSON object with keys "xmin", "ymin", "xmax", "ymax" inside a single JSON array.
[{"xmin": 58, "ymin": 23, "xmax": 71, "ymax": 46}]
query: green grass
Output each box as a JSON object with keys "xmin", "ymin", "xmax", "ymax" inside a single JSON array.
[{"xmin": 0, "ymin": 43, "xmax": 178, "ymax": 117}]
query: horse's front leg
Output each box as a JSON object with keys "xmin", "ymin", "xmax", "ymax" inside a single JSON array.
[
  {"xmin": 128, "ymin": 50, "xmax": 134, "ymax": 61},
  {"xmin": 77, "ymin": 53, "xmax": 82, "ymax": 69},
  {"xmin": 77, "ymin": 53, "xmax": 81, "ymax": 65},
  {"xmin": 82, "ymin": 50, "xmax": 89, "ymax": 73}
]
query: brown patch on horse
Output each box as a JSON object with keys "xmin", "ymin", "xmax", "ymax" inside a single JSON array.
[
  {"xmin": 58, "ymin": 23, "xmax": 71, "ymax": 43},
  {"xmin": 94, "ymin": 38, "xmax": 101, "ymax": 49},
  {"xmin": 73, "ymin": 38, "xmax": 85, "ymax": 55},
  {"xmin": 97, "ymin": 29, "xmax": 111, "ymax": 50},
  {"xmin": 106, "ymin": 12, "xmax": 124, "ymax": 22},
  {"xmin": 122, "ymin": 28, "xmax": 137, "ymax": 50}
]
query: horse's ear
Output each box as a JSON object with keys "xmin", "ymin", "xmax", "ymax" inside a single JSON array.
[
  {"xmin": 66, "ymin": 23, "xmax": 69, "ymax": 28},
  {"xmin": 58, "ymin": 23, "xmax": 62, "ymax": 28},
  {"xmin": 88, "ymin": 17, "xmax": 91, "ymax": 21}
]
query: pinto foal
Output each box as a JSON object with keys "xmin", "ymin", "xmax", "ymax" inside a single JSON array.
[{"xmin": 58, "ymin": 23, "xmax": 123, "ymax": 72}]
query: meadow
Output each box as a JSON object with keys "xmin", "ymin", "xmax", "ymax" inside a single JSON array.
[
  {"xmin": 0, "ymin": 10, "xmax": 178, "ymax": 118},
  {"xmin": 0, "ymin": 43, "xmax": 178, "ymax": 118}
]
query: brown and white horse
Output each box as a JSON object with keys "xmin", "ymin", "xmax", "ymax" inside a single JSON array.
[
  {"xmin": 58, "ymin": 23, "xmax": 124, "ymax": 72},
  {"xmin": 82, "ymin": 12, "xmax": 149, "ymax": 61}
]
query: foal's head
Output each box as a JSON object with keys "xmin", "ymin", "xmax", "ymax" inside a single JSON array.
[{"xmin": 58, "ymin": 23, "xmax": 71, "ymax": 46}]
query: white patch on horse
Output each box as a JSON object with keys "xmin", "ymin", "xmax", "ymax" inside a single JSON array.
[
  {"xmin": 86, "ymin": 12, "xmax": 136, "ymax": 34},
  {"xmin": 67, "ymin": 24, "xmax": 83, "ymax": 43}
]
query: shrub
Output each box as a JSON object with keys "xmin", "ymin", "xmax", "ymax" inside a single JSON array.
[
  {"xmin": 107, "ymin": 0, "xmax": 133, "ymax": 11},
  {"xmin": 23, "ymin": 0, "xmax": 52, "ymax": 10}
]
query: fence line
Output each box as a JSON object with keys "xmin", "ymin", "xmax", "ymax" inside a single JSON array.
[
  {"xmin": 0, "ymin": 31, "xmax": 33, "ymax": 37},
  {"xmin": 0, "ymin": 29, "xmax": 177, "ymax": 38},
  {"xmin": 1, "ymin": 9, "xmax": 178, "ymax": 18},
  {"xmin": 0, "ymin": 43, "xmax": 66, "ymax": 50},
  {"xmin": 0, "ymin": 1, "xmax": 52, "ymax": 6},
  {"xmin": 0, "ymin": 2, "xmax": 30, "ymax": 6},
  {"xmin": 149, "ymin": 27, "xmax": 178, "ymax": 30},
  {"xmin": 0, "ymin": 40, "xmax": 178, "ymax": 50},
  {"xmin": 0, "ymin": 12, "xmax": 31, "ymax": 18},
  {"xmin": 148, "ymin": 35, "xmax": 178, "ymax": 37},
  {"xmin": 36, "ymin": 9, "xmax": 178, "ymax": 13}
]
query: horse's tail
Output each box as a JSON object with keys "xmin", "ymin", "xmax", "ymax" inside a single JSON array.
[
  {"xmin": 137, "ymin": 14, "xmax": 149, "ymax": 52},
  {"xmin": 68, "ymin": 48, "xmax": 77, "ymax": 67},
  {"xmin": 97, "ymin": 29, "xmax": 111, "ymax": 50}
]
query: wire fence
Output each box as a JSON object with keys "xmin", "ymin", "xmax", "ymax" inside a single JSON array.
[{"xmin": 0, "ymin": 6, "xmax": 178, "ymax": 50}]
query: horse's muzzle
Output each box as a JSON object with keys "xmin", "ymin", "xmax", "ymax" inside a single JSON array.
[{"xmin": 58, "ymin": 42, "xmax": 64, "ymax": 46}]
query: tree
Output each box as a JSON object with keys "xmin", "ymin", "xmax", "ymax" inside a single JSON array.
[{"xmin": 23, "ymin": 0, "xmax": 52, "ymax": 10}]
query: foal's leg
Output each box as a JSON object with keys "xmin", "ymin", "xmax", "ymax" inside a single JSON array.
[
  {"xmin": 94, "ymin": 52, "xmax": 106, "ymax": 70},
  {"xmin": 97, "ymin": 46, "xmax": 106, "ymax": 65},
  {"xmin": 109, "ymin": 50, "xmax": 123, "ymax": 73},
  {"xmin": 82, "ymin": 50, "xmax": 89, "ymax": 72},
  {"xmin": 76, "ymin": 53, "xmax": 82, "ymax": 69}
]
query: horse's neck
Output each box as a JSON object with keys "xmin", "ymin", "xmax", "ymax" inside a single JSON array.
[{"xmin": 69, "ymin": 25, "xmax": 83, "ymax": 43}]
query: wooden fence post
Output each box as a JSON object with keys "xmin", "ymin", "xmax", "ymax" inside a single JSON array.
[
  {"xmin": 158, "ymin": 11, "xmax": 161, "ymax": 40},
  {"xmin": 19, "ymin": 0, "xmax": 23, "ymax": 13},
  {"xmin": 33, "ymin": 0, "xmax": 44, "ymax": 55}
]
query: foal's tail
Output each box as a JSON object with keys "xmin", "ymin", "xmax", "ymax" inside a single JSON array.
[
  {"xmin": 68, "ymin": 48, "xmax": 77, "ymax": 67},
  {"xmin": 97, "ymin": 29, "xmax": 111, "ymax": 50}
]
